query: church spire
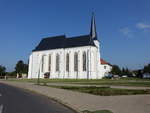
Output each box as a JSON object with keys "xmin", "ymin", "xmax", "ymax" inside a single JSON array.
[{"xmin": 90, "ymin": 13, "xmax": 97, "ymax": 40}]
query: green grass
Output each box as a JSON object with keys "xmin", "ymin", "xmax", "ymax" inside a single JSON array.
[
  {"xmin": 6, "ymin": 78, "xmax": 150, "ymax": 87},
  {"xmin": 83, "ymin": 110, "xmax": 113, "ymax": 113},
  {"xmin": 73, "ymin": 81, "xmax": 150, "ymax": 87},
  {"xmin": 48, "ymin": 85, "xmax": 150, "ymax": 96}
]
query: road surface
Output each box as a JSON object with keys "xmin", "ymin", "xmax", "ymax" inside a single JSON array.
[{"xmin": 0, "ymin": 83, "xmax": 76, "ymax": 113}]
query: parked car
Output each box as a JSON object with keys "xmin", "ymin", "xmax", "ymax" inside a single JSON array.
[
  {"xmin": 104, "ymin": 73, "xmax": 113, "ymax": 79},
  {"xmin": 122, "ymin": 75, "xmax": 128, "ymax": 78},
  {"xmin": 143, "ymin": 73, "xmax": 150, "ymax": 79}
]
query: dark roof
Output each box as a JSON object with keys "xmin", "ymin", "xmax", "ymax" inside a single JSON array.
[{"xmin": 33, "ymin": 34, "xmax": 95, "ymax": 52}]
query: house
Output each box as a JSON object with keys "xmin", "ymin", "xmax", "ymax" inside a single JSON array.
[
  {"xmin": 100, "ymin": 58, "xmax": 112, "ymax": 76},
  {"xmin": 28, "ymin": 14, "xmax": 110, "ymax": 79}
]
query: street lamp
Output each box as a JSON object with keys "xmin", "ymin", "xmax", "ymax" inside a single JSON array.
[{"xmin": 37, "ymin": 66, "xmax": 40, "ymax": 85}]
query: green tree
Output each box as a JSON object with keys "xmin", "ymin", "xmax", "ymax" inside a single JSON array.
[
  {"xmin": 121, "ymin": 68, "xmax": 126, "ymax": 75},
  {"xmin": 15, "ymin": 60, "xmax": 28, "ymax": 75},
  {"xmin": 110, "ymin": 65, "xmax": 121, "ymax": 76},
  {"xmin": 143, "ymin": 64, "xmax": 150, "ymax": 73},
  {"xmin": 0, "ymin": 65, "xmax": 6, "ymax": 76},
  {"xmin": 23, "ymin": 64, "xmax": 28, "ymax": 74},
  {"xmin": 6, "ymin": 71, "xmax": 17, "ymax": 77},
  {"xmin": 121, "ymin": 67, "xmax": 132, "ymax": 76}
]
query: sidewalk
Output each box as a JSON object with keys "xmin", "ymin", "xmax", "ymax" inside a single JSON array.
[{"xmin": 0, "ymin": 80, "xmax": 150, "ymax": 113}]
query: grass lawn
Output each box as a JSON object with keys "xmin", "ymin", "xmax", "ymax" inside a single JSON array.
[
  {"xmin": 47, "ymin": 85, "xmax": 150, "ymax": 96},
  {"xmin": 7, "ymin": 78, "xmax": 150, "ymax": 87},
  {"xmin": 82, "ymin": 110, "xmax": 113, "ymax": 113}
]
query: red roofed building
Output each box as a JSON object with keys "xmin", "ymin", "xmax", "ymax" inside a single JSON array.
[
  {"xmin": 100, "ymin": 58, "xmax": 112, "ymax": 76},
  {"xmin": 101, "ymin": 59, "xmax": 109, "ymax": 65}
]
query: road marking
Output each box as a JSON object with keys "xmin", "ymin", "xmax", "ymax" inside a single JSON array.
[
  {"xmin": 0, "ymin": 104, "xmax": 3, "ymax": 113},
  {"xmin": 0, "ymin": 93, "xmax": 2, "ymax": 96}
]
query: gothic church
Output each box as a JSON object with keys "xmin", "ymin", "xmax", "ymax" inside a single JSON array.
[{"xmin": 28, "ymin": 14, "xmax": 110, "ymax": 79}]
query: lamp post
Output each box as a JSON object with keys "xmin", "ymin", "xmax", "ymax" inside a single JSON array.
[{"xmin": 37, "ymin": 66, "xmax": 40, "ymax": 85}]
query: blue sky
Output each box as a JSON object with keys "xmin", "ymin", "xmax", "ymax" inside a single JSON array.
[{"xmin": 0, "ymin": 0, "xmax": 150, "ymax": 71}]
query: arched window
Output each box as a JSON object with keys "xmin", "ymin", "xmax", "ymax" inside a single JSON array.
[
  {"xmin": 83, "ymin": 52, "xmax": 86, "ymax": 71},
  {"xmin": 41, "ymin": 55, "xmax": 44, "ymax": 72},
  {"xmin": 56, "ymin": 54, "xmax": 60, "ymax": 72},
  {"xmin": 74, "ymin": 52, "xmax": 78, "ymax": 72},
  {"xmin": 48, "ymin": 55, "xmax": 51, "ymax": 71},
  {"xmin": 41, "ymin": 55, "xmax": 45, "ymax": 72},
  {"xmin": 66, "ymin": 53, "xmax": 69, "ymax": 72}
]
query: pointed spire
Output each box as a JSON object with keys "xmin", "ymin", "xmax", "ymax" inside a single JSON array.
[{"xmin": 90, "ymin": 12, "xmax": 97, "ymax": 40}]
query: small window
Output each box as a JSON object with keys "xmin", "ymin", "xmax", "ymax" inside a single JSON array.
[{"xmin": 104, "ymin": 66, "xmax": 106, "ymax": 69}]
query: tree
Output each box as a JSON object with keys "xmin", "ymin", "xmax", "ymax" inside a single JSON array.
[
  {"xmin": 110, "ymin": 65, "xmax": 122, "ymax": 76},
  {"xmin": 15, "ymin": 60, "xmax": 28, "ymax": 75},
  {"xmin": 6, "ymin": 71, "xmax": 16, "ymax": 77},
  {"xmin": 0, "ymin": 65, "xmax": 6, "ymax": 76},
  {"xmin": 137, "ymin": 69, "xmax": 143, "ymax": 78},
  {"xmin": 143, "ymin": 64, "xmax": 150, "ymax": 73},
  {"xmin": 121, "ymin": 68, "xmax": 126, "ymax": 75},
  {"xmin": 23, "ymin": 64, "xmax": 28, "ymax": 74}
]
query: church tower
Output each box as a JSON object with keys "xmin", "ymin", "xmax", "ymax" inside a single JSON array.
[
  {"xmin": 90, "ymin": 13, "xmax": 102, "ymax": 79},
  {"xmin": 90, "ymin": 13, "xmax": 97, "ymax": 40},
  {"xmin": 90, "ymin": 13, "xmax": 100, "ymax": 48}
]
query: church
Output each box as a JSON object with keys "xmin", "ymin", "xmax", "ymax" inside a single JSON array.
[{"xmin": 28, "ymin": 14, "xmax": 111, "ymax": 79}]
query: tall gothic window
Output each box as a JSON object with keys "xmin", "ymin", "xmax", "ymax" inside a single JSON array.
[
  {"xmin": 41, "ymin": 55, "xmax": 44, "ymax": 72},
  {"xmin": 48, "ymin": 55, "xmax": 51, "ymax": 71},
  {"xmin": 66, "ymin": 53, "xmax": 69, "ymax": 72},
  {"xmin": 74, "ymin": 52, "xmax": 78, "ymax": 72},
  {"xmin": 83, "ymin": 52, "xmax": 86, "ymax": 71},
  {"xmin": 56, "ymin": 54, "xmax": 60, "ymax": 72}
]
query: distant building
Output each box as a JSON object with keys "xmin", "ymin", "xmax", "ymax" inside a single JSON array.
[
  {"xmin": 100, "ymin": 59, "xmax": 112, "ymax": 76},
  {"xmin": 28, "ymin": 14, "xmax": 111, "ymax": 79}
]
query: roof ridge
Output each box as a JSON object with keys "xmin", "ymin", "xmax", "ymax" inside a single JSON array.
[
  {"xmin": 68, "ymin": 34, "xmax": 90, "ymax": 39},
  {"xmin": 43, "ymin": 35, "xmax": 66, "ymax": 39}
]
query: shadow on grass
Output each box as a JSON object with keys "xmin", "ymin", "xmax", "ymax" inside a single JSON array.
[
  {"xmin": 82, "ymin": 110, "xmax": 113, "ymax": 113},
  {"xmin": 49, "ymin": 85, "xmax": 150, "ymax": 96}
]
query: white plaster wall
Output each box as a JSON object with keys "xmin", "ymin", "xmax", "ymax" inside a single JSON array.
[
  {"xmin": 28, "ymin": 44, "xmax": 103, "ymax": 79},
  {"xmin": 100, "ymin": 64, "xmax": 112, "ymax": 77}
]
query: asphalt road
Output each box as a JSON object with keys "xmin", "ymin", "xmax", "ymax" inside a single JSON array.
[{"xmin": 0, "ymin": 83, "xmax": 76, "ymax": 113}]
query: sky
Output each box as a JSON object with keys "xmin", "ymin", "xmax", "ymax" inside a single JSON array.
[{"xmin": 0, "ymin": 0, "xmax": 150, "ymax": 71}]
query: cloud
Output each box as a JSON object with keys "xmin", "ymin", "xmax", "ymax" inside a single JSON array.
[
  {"xmin": 136, "ymin": 23, "xmax": 150, "ymax": 29},
  {"xmin": 120, "ymin": 27, "xmax": 132, "ymax": 37}
]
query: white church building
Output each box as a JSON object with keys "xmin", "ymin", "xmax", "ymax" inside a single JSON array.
[{"xmin": 28, "ymin": 14, "xmax": 111, "ymax": 79}]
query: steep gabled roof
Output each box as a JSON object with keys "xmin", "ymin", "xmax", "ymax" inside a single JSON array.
[
  {"xmin": 33, "ymin": 35, "xmax": 66, "ymax": 51},
  {"xmin": 33, "ymin": 34, "xmax": 95, "ymax": 52},
  {"xmin": 65, "ymin": 35, "xmax": 95, "ymax": 48},
  {"xmin": 100, "ymin": 58, "xmax": 112, "ymax": 66}
]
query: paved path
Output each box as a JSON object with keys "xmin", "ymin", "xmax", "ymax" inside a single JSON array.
[
  {"xmin": 0, "ymin": 83, "xmax": 76, "ymax": 113},
  {"xmin": 0, "ymin": 80, "xmax": 150, "ymax": 113}
]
